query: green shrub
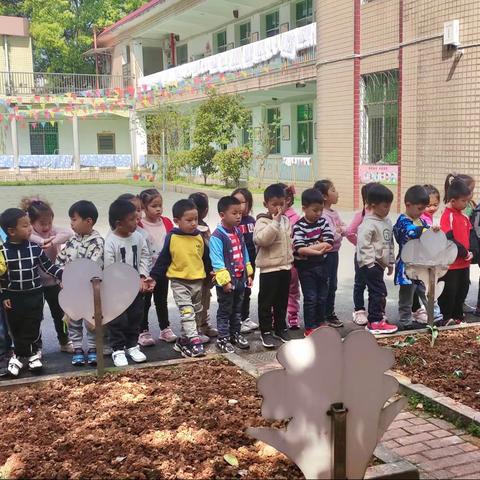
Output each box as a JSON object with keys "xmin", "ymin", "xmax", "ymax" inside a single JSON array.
[
  {"xmin": 190, "ymin": 145, "xmax": 217, "ymax": 184},
  {"xmin": 167, "ymin": 150, "xmax": 195, "ymax": 181},
  {"xmin": 214, "ymin": 147, "xmax": 252, "ymax": 187}
]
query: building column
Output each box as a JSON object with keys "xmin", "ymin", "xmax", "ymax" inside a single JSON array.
[
  {"xmin": 72, "ymin": 115, "xmax": 80, "ymax": 170},
  {"xmin": 129, "ymin": 110, "xmax": 147, "ymax": 171},
  {"xmin": 10, "ymin": 115, "xmax": 19, "ymax": 172}
]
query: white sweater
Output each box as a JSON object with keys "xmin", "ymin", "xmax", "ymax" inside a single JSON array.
[{"xmin": 104, "ymin": 231, "xmax": 150, "ymax": 277}]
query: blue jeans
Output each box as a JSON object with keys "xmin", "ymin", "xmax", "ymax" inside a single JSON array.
[
  {"xmin": 216, "ymin": 278, "xmax": 245, "ymax": 339},
  {"xmin": 325, "ymin": 252, "xmax": 339, "ymax": 318},
  {"xmin": 298, "ymin": 265, "xmax": 329, "ymax": 330}
]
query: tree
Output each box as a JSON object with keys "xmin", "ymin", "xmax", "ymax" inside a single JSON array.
[{"xmin": 214, "ymin": 147, "xmax": 252, "ymax": 187}]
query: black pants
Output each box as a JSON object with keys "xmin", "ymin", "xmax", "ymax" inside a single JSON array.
[
  {"xmin": 325, "ymin": 252, "xmax": 339, "ymax": 318},
  {"xmin": 5, "ymin": 290, "xmax": 44, "ymax": 357},
  {"xmin": 353, "ymin": 255, "xmax": 367, "ymax": 311},
  {"xmin": 298, "ymin": 265, "xmax": 329, "ymax": 330},
  {"xmin": 258, "ymin": 270, "xmax": 291, "ymax": 333},
  {"xmin": 241, "ymin": 263, "xmax": 255, "ymax": 321},
  {"xmin": 141, "ymin": 276, "xmax": 169, "ymax": 331},
  {"xmin": 361, "ymin": 265, "xmax": 387, "ymax": 324},
  {"xmin": 216, "ymin": 278, "xmax": 245, "ymax": 339},
  {"xmin": 438, "ymin": 268, "xmax": 470, "ymax": 321},
  {"xmin": 108, "ymin": 294, "xmax": 144, "ymax": 351},
  {"xmin": 43, "ymin": 285, "xmax": 68, "ymax": 345}
]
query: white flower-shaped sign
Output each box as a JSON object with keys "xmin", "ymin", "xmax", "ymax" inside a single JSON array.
[{"xmin": 247, "ymin": 328, "xmax": 406, "ymax": 479}]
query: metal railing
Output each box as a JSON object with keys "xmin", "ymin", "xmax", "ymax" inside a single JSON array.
[{"xmin": 0, "ymin": 71, "xmax": 133, "ymax": 96}]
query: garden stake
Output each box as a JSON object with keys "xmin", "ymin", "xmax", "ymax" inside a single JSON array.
[
  {"xmin": 327, "ymin": 402, "xmax": 348, "ymax": 480},
  {"xmin": 427, "ymin": 267, "xmax": 436, "ymax": 326},
  {"xmin": 91, "ymin": 277, "xmax": 105, "ymax": 377}
]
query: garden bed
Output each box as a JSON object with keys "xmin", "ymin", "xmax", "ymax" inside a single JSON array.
[
  {"xmin": 0, "ymin": 359, "xmax": 302, "ymax": 479},
  {"xmin": 379, "ymin": 327, "xmax": 480, "ymax": 410}
]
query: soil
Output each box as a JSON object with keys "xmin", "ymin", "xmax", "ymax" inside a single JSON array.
[
  {"xmin": 379, "ymin": 327, "xmax": 480, "ymax": 410},
  {"xmin": 0, "ymin": 359, "xmax": 303, "ymax": 479}
]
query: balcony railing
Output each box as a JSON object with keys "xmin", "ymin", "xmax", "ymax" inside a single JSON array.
[{"xmin": 0, "ymin": 71, "xmax": 132, "ymax": 97}]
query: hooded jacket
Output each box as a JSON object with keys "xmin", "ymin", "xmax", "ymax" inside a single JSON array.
[{"xmin": 56, "ymin": 230, "xmax": 105, "ymax": 269}]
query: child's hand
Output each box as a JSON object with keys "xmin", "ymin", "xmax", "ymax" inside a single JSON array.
[
  {"xmin": 466, "ymin": 251, "xmax": 474, "ymax": 262},
  {"xmin": 223, "ymin": 282, "xmax": 233, "ymax": 293},
  {"xmin": 143, "ymin": 277, "xmax": 156, "ymax": 292},
  {"xmin": 42, "ymin": 237, "xmax": 54, "ymax": 249},
  {"xmin": 387, "ymin": 266, "xmax": 394, "ymax": 276},
  {"xmin": 247, "ymin": 276, "xmax": 253, "ymax": 288},
  {"xmin": 272, "ymin": 207, "xmax": 282, "ymax": 222},
  {"xmin": 315, "ymin": 242, "xmax": 333, "ymax": 254},
  {"xmin": 2, "ymin": 299, "xmax": 11, "ymax": 309},
  {"xmin": 431, "ymin": 225, "xmax": 441, "ymax": 232}
]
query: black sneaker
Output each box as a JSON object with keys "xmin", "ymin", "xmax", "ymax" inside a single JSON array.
[
  {"xmin": 217, "ymin": 338, "xmax": 235, "ymax": 354},
  {"xmin": 261, "ymin": 332, "xmax": 280, "ymax": 349},
  {"xmin": 230, "ymin": 332, "xmax": 250, "ymax": 350},
  {"xmin": 272, "ymin": 329, "xmax": 291, "ymax": 343},
  {"xmin": 327, "ymin": 314, "xmax": 344, "ymax": 328},
  {"xmin": 189, "ymin": 338, "xmax": 206, "ymax": 357},
  {"xmin": 400, "ymin": 320, "xmax": 426, "ymax": 331},
  {"xmin": 173, "ymin": 338, "xmax": 192, "ymax": 358}
]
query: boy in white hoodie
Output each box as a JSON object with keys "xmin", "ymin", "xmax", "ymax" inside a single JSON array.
[{"xmin": 356, "ymin": 184, "xmax": 398, "ymax": 334}]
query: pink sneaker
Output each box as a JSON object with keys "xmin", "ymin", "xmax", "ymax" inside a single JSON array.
[
  {"xmin": 352, "ymin": 310, "xmax": 368, "ymax": 326},
  {"xmin": 138, "ymin": 331, "xmax": 155, "ymax": 347},
  {"xmin": 412, "ymin": 308, "xmax": 428, "ymax": 323},
  {"xmin": 159, "ymin": 328, "xmax": 177, "ymax": 343},
  {"xmin": 366, "ymin": 320, "xmax": 398, "ymax": 335}
]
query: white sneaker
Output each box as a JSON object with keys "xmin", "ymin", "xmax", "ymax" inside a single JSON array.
[
  {"xmin": 28, "ymin": 353, "xmax": 43, "ymax": 371},
  {"xmin": 412, "ymin": 308, "xmax": 428, "ymax": 323},
  {"xmin": 126, "ymin": 345, "xmax": 147, "ymax": 363},
  {"xmin": 112, "ymin": 350, "xmax": 128, "ymax": 367},
  {"xmin": 352, "ymin": 310, "xmax": 368, "ymax": 326},
  {"xmin": 7, "ymin": 356, "xmax": 23, "ymax": 377},
  {"xmin": 240, "ymin": 318, "xmax": 259, "ymax": 333}
]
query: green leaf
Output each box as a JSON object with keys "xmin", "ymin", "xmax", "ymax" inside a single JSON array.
[
  {"xmin": 453, "ymin": 369, "xmax": 464, "ymax": 379},
  {"xmin": 393, "ymin": 335, "xmax": 417, "ymax": 348},
  {"xmin": 223, "ymin": 454, "xmax": 239, "ymax": 467}
]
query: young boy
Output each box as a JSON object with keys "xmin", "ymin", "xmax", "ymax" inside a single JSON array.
[
  {"xmin": 356, "ymin": 184, "xmax": 398, "ymax": 334},
  {"xmin": 210, "ymin": 196, "xmax": 253, "ymax": 353},
  {"xmin": 105, "ymin": 199, "xmax": 153, "ymax": 367},
  {"xmin": 292, "ymin": 188, "xmax": 334, "ymax": 336},
  {"xmin": 0, "ymin": 208, "xmax": 63, "ymax": 376},
  {"xmin": 254, "ymin": 184, "xmax": 294, "ymax": 347},
  {"xmin": 151, "ymin": 199, "xmax": 210, "ymax": 358},
  {"xmin": 56, "ymin": 200, "xmax": 104, "ymax": 366},
  {"xmin": 393, "ymin": 186, "xmax": 443, "ymax": 330}
]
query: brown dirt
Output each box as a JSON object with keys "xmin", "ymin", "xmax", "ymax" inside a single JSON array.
[
  {"xmin": 0, "ymin": 359, "xmax": 303, "ymax": 479},
  {"xmin": 379, "ymin": 327, "xmax": 480, "ymax": 410}
]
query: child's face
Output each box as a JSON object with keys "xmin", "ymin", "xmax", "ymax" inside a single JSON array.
[
  {"xmin": 220, "ymin": 204, "xmax": 243, "ymax": 228},
  {"xmin": 425, "ymin": 194, "xmax": 440, "ymax": 217},
  {"xmin": 405, "ymin": 202, "xmax": 426, "ymax": 220},
  {"xmin": 32, "ymin": 214, "xmax": 53, "ymax": 235},
  {"xmin": 70, "ymin": 212, "xmax": 93, "ymax": 236},
  {"xmin": 145, "ymin": 196, "xmax": 163, "ymax": 221},
  {"xmin": 115, "ymin": 212, "xmax": 138, "ymax": 236},
  {"xmin": 233, "ymin": 192, "xmax": 247, "ymax": 216},
  {"xmin": 451, "ymin": 196, "xmax": 470, "ymax": 212},
  {"xmin": 325, "ymin": 186, "xmax": 339, "ymax": 205},
  {"xmin": 131, "ymin": 198, "xmax": 142, "ymax": 224},
  {"xmin": 264, "ymin": 196, "xmax": 286, "ymax": 217},
  {"xmin": 303, "ymin": 202, "xmax": 324, "ymax": 223},
  {"xmin": 371, "ymin": 202, "xmax": 392, "ymax": 218},
  {"xmin": 175, "ymin": 209, "xmax": 198, "ymax": 234},
  {"xmin": 9, "ymin": 215, "xmax": 32, "ymax": 242}
]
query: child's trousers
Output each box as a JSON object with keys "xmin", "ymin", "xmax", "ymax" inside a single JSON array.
[
  {"xmin": 68, "ymin": 317, "xmax": 96, "ymax": 350},
  {"xmin": 398, "ymin": 282, "xmax": 442, "ymax": 326},
  {"xmin": 362, "ymin": 265, "xmax": 387, "ymax": 324},
  {"xmin": 142, "ymin": 276, "xmax": 169, "ymax": 331},
  {"xmin": 287, "ymin": 266, "xmax": 300, "ymax": 326},
  {"xmin": 298, "ymin": 265, "xmax": 328, "ymax": 330},
  {"xmin": 216, "ymin": 278, "xmax": 244, "ymax": 339},
  {"xmin": 197, "ymin": 278, "xmax": 212, "ymax": 334},
  {"xmin": 258, "ymin": 270, "xmax": 291, "ymax": 333},
  {"xmin": 438, "ymin": 268, "xmax": 470, "ymax": 321},
  {"xmin": 43, "ymin": 284, "xmax": 69, "ymax": 345},
  {"xmin": 108, "ymin": 293, "xmax": 144, "ymax": 351},
  {"xmin": 170, "ymin": 279, "xmax": 203, "ymax": 339},
  {"xmin": 325, "ymin": 252, "xmax": 339, "ymax": 318},
  {"xmin": 353, "ymin": 256, "xmax": 367, "ymax": 311}
]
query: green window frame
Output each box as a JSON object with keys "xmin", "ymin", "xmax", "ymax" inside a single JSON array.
[
  {"xmin": 29, "ymin": 122, "xmax": 59, "ymax": 155},
  {"xmin": 296, "ymin": 104, "xmax": 314, "ymax": 155},
  {"xmin": 265, "ymin": 11, "xmax": 280, "ymax": 38},
  {"xmin": 295, "ymin": 0, "xmax": 313, "ymax": 27},
  {"xmin": 239, "ymin": 22, "xmax": 251, "ymax": 46},
  {"xmin": 215, "ymin": 30, "xmax": 227, "ymax": 53},
  {"xmin": 175, "ymin": 44, "xmax": 188, "ymax": 66},
  {"xmin": 267, "ymin": 107, "xmax": 281, "ymax": 154}
]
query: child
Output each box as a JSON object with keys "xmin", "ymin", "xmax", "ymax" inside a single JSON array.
[
  {"xmin": 232, "ymin": 188, "xmax": 259, "ymax": 333},
  {"xmin": 104, "ymin": 199, "xmax": 153, "ymax": 367},
  {"xmin": 356, "ymin": 184, "xmax": 398, "ymax": 334},
  {"xmin": 314, "ymin": 179, "xmax": 351, "ymax": 327},
  {"xmin": 438, "ymin": 179, "xmax": 476, "ymax": 324},
  {"xmin": 0, "ymin": 233, "xmax": 9, "ymax": 369},
  {"xmin": 56, "ymin": 201, "xmax": 104, "ymax": 366},
  {"xmin": 0, "ymin": 208, "xmax": 63, "ymax": 376},
  {"xmin": 138, "ymin": 189, "xmax": 177, "ymax": 345},
  {"xmin": 254, "ymin": 184, "xmax": 294, "ymax": 347},
  {"xmin": 189, "ymin": 192, "xmax": 218, "ymax": 342},
  {"xmin": 210, "ymin": 196, "xmax": 253, "ymax": 353},
  {"xmin": 444, "ymin": 173, "xmax": 476, "ymax": 217},
  {"xmin": 393, "ymin": 186, "xmax": 443, "ymax": 330},
  {"xmin": 421, "ymin": 185, "xmax": 441, "ymax": 226},
  {"xmin": 346, "ymin": 182, "xmax": 377, "ymax": 325},
  {"xmin": 292, "ymin": 188, "xmax": 334, "ymax": 336},
  {"xmin": 22, "ymin": 198, "xmax": 73, "ymax": 353},
  {"xmin": 151, "ymin": 199, "xmax": 210, "ymax": 358}
]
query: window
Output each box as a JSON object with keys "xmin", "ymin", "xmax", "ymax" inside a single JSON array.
[
  {"xmin": 361, "ymin": 70, "xmax": 399, "ymax": 164},
  {"xmin": 267, "ymin": 107, "xmax": 281, "ymax": 154},
  {"xmin": 295, "ymin": 0, "xmax": 313, "ymax": 27},
  {"xmin": 29, "ymin": 122, "xmax": 58, "ymax": 155},
  {"xmin": 239, "ymin": 22, "xmax": 251, "ymax": 46},
  {"xmin": 297, "ymin": 104, "xmax": 314, "ymax": 155},
  {"xmin": 97, "ymin": 133, "xmax": 116, "ymax": 154},
  {"xmin": 215, "ymin": 30, "xmax": 227, "ymax": 53},
  {"xmin": 176, "ymin": 44, "xmax": 188, "ymax": 65},
  {"xmin": 265, "ymin": 11, "xmax": 280, "ymax": 38}
]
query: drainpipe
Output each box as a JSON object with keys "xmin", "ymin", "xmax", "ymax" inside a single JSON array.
[{"xmin": 170, "ymin": 33, "xmax": 176, "ymax": 66}]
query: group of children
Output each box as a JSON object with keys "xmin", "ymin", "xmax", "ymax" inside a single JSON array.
[{"xmin": 0, "ymin": 172, "xmax": 479, "ymax": 376}]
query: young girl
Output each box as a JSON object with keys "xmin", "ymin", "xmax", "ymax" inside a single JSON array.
[
  {"xmin": 421, "ymin": 184, "xmax": 441, "ymax": 226},
  {"xmin": 444, "ymin": 173, "xmax": 476, "ymax": 217},
  {"xmin": 314, "ymin": 180, "xmax": 354, "ymax": 327},
  {"xmin": 23, "ymin": 197, "xmax": 73, "ymax": 353},
  {"xmin": 438, "ymin": 178, "xmax": 476, "ymax": 324},
  {"xmin": 346, "ymin": 182, "xmax": 377, "ymax": 325},
  {"xmin": 232, "ymin": 188, "xmax": 258, "ymax": 333},
  {"xmin": 138, "ymin": 189, "xmax": 176, "ymax": 344},
  {"xmin": 188, "ymin": 192, "xmax": 218, "ymax": 342}
]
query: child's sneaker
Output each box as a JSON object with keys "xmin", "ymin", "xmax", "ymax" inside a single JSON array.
[
  {"xmin": 327, "ymin": 314, "xmax": 344, "ymax": 328},
  {"xmin": 60, "ymin": 340, "xmax": 75, "ymax": 353},
  {"xmin": 189, "ymin": 338, "xmax": 206, "ymax": 357},
  {"xmin": 174, "ymin": 337, "xmax": 205, "ymax": 358},
  {"xmin": 159, "ymin": 328, "xmax": 177, "ymax": 343},
  {"xmin": 72, "ymin": 348, "xmax": 85, "ymax": 366},
  {"xmin": 240, "ymin": 318, "xmax": 259, "ymax": 333},
  {"xmin": 138, "ymin": 331, "xmax": 155, "ymax": 347},
  {"xmin": 412, "ymin": 308, "xmax": 428, "ymax": 323},
  {"xmin": 7, "ymin": 356, "xmax": 23, "ymax": 377},
  {"xmin": 352, "ymin": 310, "xmax": 368, "ymax": 326},
  {"xmin": 103, "ymin": 345, "xmax": 113, "ymax": 356},
  {"xmin": 198, "ymin": 333, "xmax": 210, "ymax": 344},
  {"xmin": 112, "ymin": 350, "xmax": 128, "ymax": 367},
  {"xmin": 261, "ymin": 332, "xmax": 280, "ymax": 348},
  {"xmin": 366, "ymin": 320, "xmax": 398, "ymax": 335},
  {"xmin": 230, "ymin": 332, "xmax": 250, "ymax": 349},
  {"xmin": 203, "ymin": 325, "xmax": 218, "ymax": 337},
  {"xmin": 126, "ymin": 345, "xmax": 147, "ymax": 363},
  {"xmin": 216, "ymin": 337, "xmax": 235, "ymax": 354},
  {"xmin": 27, "ymin": 353, "xmax": 43, "ymax": 371},
  {"xmin": 272, "ymin": 329, "xmax": 291, "ymax": 343},
  {"xmin": 288, "ymin": 319, "xmax": 300, "ymax": 330},
  {"xmin": 86, "ymin": 349, "xmax": 97, "ymax": 366}
]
